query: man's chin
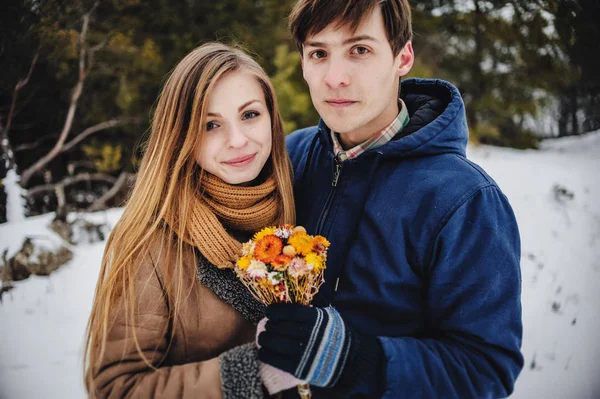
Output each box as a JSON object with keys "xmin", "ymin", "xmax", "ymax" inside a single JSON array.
[{"xmin": 321, "ymin": 118, "xmax": 357, "ymax": 135}]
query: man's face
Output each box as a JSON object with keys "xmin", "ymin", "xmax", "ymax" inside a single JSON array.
[{"xmin": 302, "ymin": 6, "xmax": 413, "ymax": 146}]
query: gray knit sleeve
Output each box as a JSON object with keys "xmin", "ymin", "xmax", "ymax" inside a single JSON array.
[
  {"xmin": 197, "ymin": 253, "xmax": 266, "ymax": 324},
  {"xmin": 219, "ymin": 343, "xmax": 264, "ymax": 399}
]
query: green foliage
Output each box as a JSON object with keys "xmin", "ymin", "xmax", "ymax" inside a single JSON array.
[
  {"xmin": 271, "ymin": 45, "xmax": 319, "ymax": 134},
  {"xmin": 2, "ymin": 0, "xmax": 597, "ymax": 196},
  {"xmin": 82, "ymin": 142, "xmax": 123, "ymax": 173},
  {"xmin": 406, "ymin": 57, "xmax": 438, "ymax": 80},
  {"xmin": 407, "ymin": 0, "xmax": 573, "ymax": 146}
]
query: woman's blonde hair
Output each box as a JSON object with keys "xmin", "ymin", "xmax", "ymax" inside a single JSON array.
[{"xmin": 84, "ymin": 42, "xmax": 295, "ymax": 394}]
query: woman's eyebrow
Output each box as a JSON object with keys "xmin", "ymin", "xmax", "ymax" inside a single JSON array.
[
  {"xmin": 207, "ymin": 99, "xmax": 261, "ymax": 117},
  {"xmin": 238, "ymin": 99, "xmax": 261, "ymax": 112}
]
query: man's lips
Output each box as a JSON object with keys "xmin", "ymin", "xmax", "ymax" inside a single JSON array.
[
  {"xmin": 223, "ymin": 153, "xmax": 256, "ymax": 167},
  {"xmin": 325, "ymin": 99, "xmax": 357, "ymax": 109}
]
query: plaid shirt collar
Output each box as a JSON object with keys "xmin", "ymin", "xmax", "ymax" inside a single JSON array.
[{"xmin": 330, "ymin": 99, "xmax": 410, "ymax": 162}]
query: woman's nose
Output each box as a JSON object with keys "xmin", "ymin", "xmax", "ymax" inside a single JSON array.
[{"xmin": 226, "ymin": 124, "xmax": 249, "ymax": 148}]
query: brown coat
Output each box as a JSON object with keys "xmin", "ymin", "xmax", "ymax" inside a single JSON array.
[{"xmin": 91, "ymin": 235, "xmax": 259, "ymax": 398}]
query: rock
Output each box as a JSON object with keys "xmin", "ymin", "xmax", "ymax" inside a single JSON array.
[
  {"xmin": 50, "ymin": 219, "xmax": 73, "ymax": 244},
  {"xmin": 29, "ymin": 246, "xmax": 73, "ymax": 276},
  {"xmin": 1, "ymin": 237, "xmax": 73, "ymax": 281}
]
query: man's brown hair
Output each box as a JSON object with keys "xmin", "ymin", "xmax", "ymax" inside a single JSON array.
[{"xmin": 289, "ymin": 0, "xmax": 413, "ymax": 57}]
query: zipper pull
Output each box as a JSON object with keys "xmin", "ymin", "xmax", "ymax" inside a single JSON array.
[{"xmin": 332, "ymin": 158, "xmax": 343, "ymax": 187}]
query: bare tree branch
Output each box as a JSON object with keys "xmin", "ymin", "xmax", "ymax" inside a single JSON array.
[
  {"xmin": 0, "ymin": 49, "xmax": 40, "ymax": 170},
  {"xmin": 54, "ymin": 183, "xmax": 67, "ymax": 221},
  {"xmin": 26, "ymin": 173, "xmax": 117, "ymax": 199},
  {"xmin": 9, "ymin": 87, "xmax": 39, "ymax": 126},
  {"xmin": 14, "ymin": 116, "xmax": 140, "ymax": 154},
  {"xmin": 61, "ymin": 117, "xmax": 141, "ymax": 153},
  {"xmin": 67, "ymin": 160, "xmax": 97, "ymax": 173},
  {"xmin": 13, "ymin": 134, "xmax": 59, "ymax": 152},
  {"xmin": 20, "ymin": 3, "xmax": 100, "ymax": 187},
  {"xmin": 87, "ymin": 172, "xmax": 136, "ymax": 211}
]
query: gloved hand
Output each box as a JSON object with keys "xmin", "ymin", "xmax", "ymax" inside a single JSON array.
[
  {"xmin": 257, "ymin": 304, "xmax": 383, "ymax": 391},
  {"xmin": 256, "ymin": 318, "xmax": 304, "ymax": 395}
]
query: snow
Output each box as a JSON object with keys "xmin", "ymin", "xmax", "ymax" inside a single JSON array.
[
  {"xmin": 4, "ymin": 169, "xmax": 27, "ymax": 223},
  {"xmin": 1, "ymin": 131, "xmax": 600, "ymax": 398},
  {"xmin": 0, "ymin": 209, "xmax": 123, "ymax": 399},
  {"xmin": 467, "ymin": 130, "xmax": 600, "ymax": 398}
]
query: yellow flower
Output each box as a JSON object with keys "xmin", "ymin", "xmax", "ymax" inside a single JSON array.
[
  {"xmin": 304, "ymin": 253, "xmax": 325, "ymax": 272},
  {"xmin": 292, "ymin": 226, "xmax": 307, "ymax": 234},
  {"xmin": 253, "ymin": 226, "xmax": 276, "ymax": 241},
  {"xmin": 236, "ymin": 255, "xmax": 252, "ymax": 270},
  {"xmin": 288, "ymin": 232, "xmax": 314, "ymax": 256}
]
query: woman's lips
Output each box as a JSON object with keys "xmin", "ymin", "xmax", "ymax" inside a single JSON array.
[{"xmin": 223, "ymin": 153, "xmax": 257, "ymax": 167}]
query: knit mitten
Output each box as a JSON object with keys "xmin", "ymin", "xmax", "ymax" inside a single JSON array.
[
  {"xmin": 257, "ymin": 304, "xmax": 382, "ymax": 391},
  {"xmin": 256, "ymin": 317, "xmax": 305, "ymax": 394}
]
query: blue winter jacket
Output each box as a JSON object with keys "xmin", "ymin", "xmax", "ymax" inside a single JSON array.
[{"xmin": 285, "ymin": 78, "xmax": 524, "ymax": 398}]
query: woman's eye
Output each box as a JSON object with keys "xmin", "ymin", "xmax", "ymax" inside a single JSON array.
[
  {"xmin": 352, "ymin": 46, "xmax": 370, "ymax": 55},
  {"xmin": 242, "ymin": 110, "xmax": 260, "ymax": 120},
  {"xmin": 309, "ymin": 50, "xmax": 327, "ymax": 59},
  {"xmin": 206, "ymin": 121, "xmax": 218, "ymax": 131}
]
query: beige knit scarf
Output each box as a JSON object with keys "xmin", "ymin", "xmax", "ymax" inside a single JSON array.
[{"xmin": 164, "ymin": 173, "xmax": 279, "ymax": 269}]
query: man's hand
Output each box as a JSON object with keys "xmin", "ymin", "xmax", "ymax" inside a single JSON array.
[
  {"xmin": 256, "ymin": 317, "xmax": 304, "ymax": 394},
  {"xmin": 257, "ymin": 304, "xmax": 383, "ymax": 390}
]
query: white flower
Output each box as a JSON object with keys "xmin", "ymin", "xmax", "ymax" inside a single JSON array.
[
  {"xmin": 241, "ymin": 241, "xmax": 256, "ymax": 257},
  {"xmin": 267, "ymin": 271, "xmax": 282, "ymax": 285},
  {"xmin": 287, "ymin": 257, "xmax": 310, "ymax": 278},
  {"xmin": 247, "ymin": 260, "xmax": 268, "ymax": 279},
  {"xmin": 274, "ymin": 226, "xmax": 293, "ymax": 240}
]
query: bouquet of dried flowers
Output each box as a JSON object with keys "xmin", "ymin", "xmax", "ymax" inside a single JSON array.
[
  {"xmin": 235, "ymin": 224, "xmax": 330, "ymax": 398},
  {"xmin": 235, "ymin": 224, "xmax": 329, "ymax": 305}
]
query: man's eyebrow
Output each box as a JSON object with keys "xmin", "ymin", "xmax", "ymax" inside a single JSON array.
[
  {"xmin": 342, "ymin": 35, "xmax": 380, "ymax": 45},
  {"xmin": 207, "ymin": 99, "xmax": 261, "ymax": 117},
  {"xmin": 304, "ymin": 35, "xmax": 380, "ymax": 48}
]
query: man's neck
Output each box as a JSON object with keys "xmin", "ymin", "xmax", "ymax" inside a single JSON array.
[{"xmin": 338, "ymin": 101, "xmax": 400, "ymax": 150}]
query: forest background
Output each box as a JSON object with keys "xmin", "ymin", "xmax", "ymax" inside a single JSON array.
[{"xmin": 1, "ymin": 0, "xmax": 599, "ymax": 221}]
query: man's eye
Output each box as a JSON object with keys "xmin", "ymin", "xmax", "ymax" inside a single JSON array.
[
  {"xmin": 352, "ymin": 46, "xmax": 370, "ymax": 55},
  {"xmin": 206, "ymin": 121, "xmax": 218, "ymax": 131},
  {"xmin": 309, "ymin": 50, "xmax": 327, "ymax": 59},
  {"xmin": 242, "ymin": 111, "xmax": 260, "ymax": 120}
]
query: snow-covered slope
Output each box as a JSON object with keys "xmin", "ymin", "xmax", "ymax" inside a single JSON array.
[
  {"xmin": 468, "ymin": 130, "xmax": 600, "ymax": 398},
  {"xmin": 1, "ymin": 131, "xmax": 599, "ymax": 398}
]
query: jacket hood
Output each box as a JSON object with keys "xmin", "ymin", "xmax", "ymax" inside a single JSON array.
[{"xmin": 317, "ymin": 78, "xmax": 469, "ymax": 159}]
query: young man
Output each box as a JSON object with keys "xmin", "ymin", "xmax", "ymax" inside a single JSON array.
[{"xmin": 256, "ymin": 0, "xmax": 524, "ymax": 398}]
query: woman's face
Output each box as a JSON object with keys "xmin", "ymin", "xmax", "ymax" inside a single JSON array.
[{"xmin": 195, "ymin": 70, "xmax": 272, "ymax": 185}]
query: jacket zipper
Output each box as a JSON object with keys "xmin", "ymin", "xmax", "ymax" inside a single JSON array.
[{"xmin": 315, "ymin": 156, "xmax": 343, "ymax": 235}]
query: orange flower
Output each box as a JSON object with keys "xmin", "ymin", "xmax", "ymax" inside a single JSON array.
[
  {"xmin": 254, "ymin": 235, "xmax": 283, "ymax": 264},
  {"xmin": 313, "ymin": 235, "xmax": 330, "ymax": 248},
  {"xmin": 271, "ymin": 254, "xmax": 292, "ymax": 271}
]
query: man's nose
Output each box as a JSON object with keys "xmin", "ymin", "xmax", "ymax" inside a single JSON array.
[
  {"xmin": 226, "ymin": 124, "xmax": 248, "ymax": 148},
  {"xmin": 323, "ymin": 56, "xmax": 350, "ymax": 88}
]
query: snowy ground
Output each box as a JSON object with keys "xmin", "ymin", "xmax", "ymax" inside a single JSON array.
[{"xmin": 1, "ymin": 131, "xmax": 599, "ymax": 398}]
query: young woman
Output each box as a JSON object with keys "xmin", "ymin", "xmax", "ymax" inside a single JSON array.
[{"xmin": 84, "ymin": 43, "xmax": 295, "ymax": 398}]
